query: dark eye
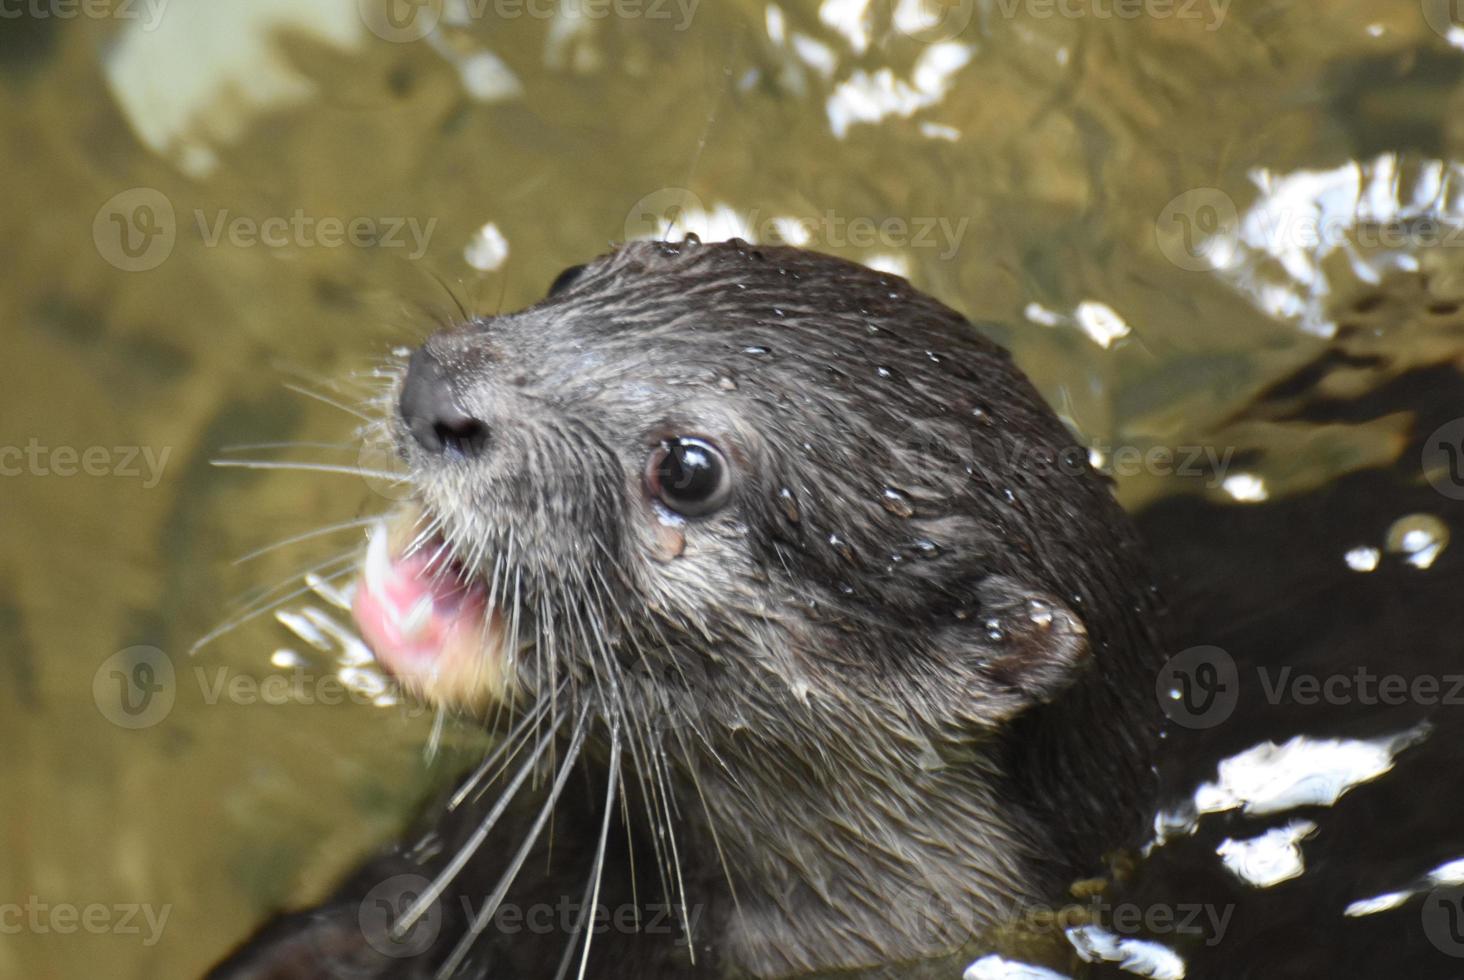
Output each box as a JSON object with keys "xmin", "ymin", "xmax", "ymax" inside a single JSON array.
[
  {"xmin": 646, "ymin": 437, "xmax": 732, "ymax": 517},
  {"xmin": 548, "ymin": 264, "xmax": 586, "ymax": 297}
]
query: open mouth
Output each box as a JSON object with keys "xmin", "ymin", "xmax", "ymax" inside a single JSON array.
[{"xmin": 352, "ymin": 508, "xmax": 510, "ymax": 710}]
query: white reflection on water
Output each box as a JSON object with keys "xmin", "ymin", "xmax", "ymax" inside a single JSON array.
[
  {"xmin": 1199, "ymin": 154, "xmax": 1464, "ymax": 337},
  {"xmin": 964, "ymin": 953, "xmax": 1070, "ymax": 980},
  {"xmin": 1216, "ymin": 820, "xmax": 1317, "ymax": 887},
  {"xmin": 1066, "ymin": 925, "xmax": 1186, "ymax": 980}
]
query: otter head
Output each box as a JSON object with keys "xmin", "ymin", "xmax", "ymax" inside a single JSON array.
[{"xmin": 353, "ymin": 238, "xmax": 1163, "ymax": 974}]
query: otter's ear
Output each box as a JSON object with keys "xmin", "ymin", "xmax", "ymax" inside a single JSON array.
[{"xmin": 945, "ymin": 575, "xmax": 1091, "ymax": 719}]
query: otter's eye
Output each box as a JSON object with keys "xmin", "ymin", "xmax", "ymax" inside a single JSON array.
[
  {"xmin": 647, "ymin": 437, "xmax": 732, "ymax": 517},
  {"xmin": 548, "ymin": 264, "xmax": 586, "ymax": 297}
]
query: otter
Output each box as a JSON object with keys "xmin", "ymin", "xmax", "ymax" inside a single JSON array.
[{"xmin": 210, "ymin": 238, "xmax": 1165, "ymax": 979}]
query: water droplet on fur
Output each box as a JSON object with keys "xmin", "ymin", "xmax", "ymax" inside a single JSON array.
[
  {"xmin": 1027, "ymin": 599, "xmax": 1054, "ymax": 628},
  {"xmin": 915, "ymin": 737, "xmax": 946, "ymax": 771},
  {"xmin": 777, "ymin": 487, "xmax": 801, "ymax": 523},
  {"xmin": 912, "ymin": 539, "xmax": 942, "ymax": 558},
  {"xmin": 984, "ymin": 619, "xmax": 1005, "ymax": 641},
  {"xmin": 742, "ymin": 345, "xmax": 771, "ymax": 356},
  {"xmin": 828, "ymin": 533, "xmax": 856, "ymax": 563},
  {"xmin": 881, "ymin": 487, "xmax": 915, "ymax": 518}
]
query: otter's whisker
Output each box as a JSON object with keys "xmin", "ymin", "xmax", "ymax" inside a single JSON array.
[
  {"xmin": 671, "ymin": 721, "xmax": 740, "ymax": 918},
  {"xmin": 652, "ymin": 741, "xmax": 693, "ymax": 958},
  {"xmin": 217, "ymin": 441, "xmax": 362, "ymax": 454},
  {"xmin": 392, "ymin": 714, "xmax": 563, "ymax": 939},
  {"xmin": 554, "ymin": 718, "xmax": 621, "ymax": 980},
  {"xmin": 209, "ymin": 459, "xmax": 408, "ymax": 482},
  {"xmin": 451, "ymin": 684, "xmax": 566, "ymax": 810},
  {"xmin": 190, "ymin": 554, "xmax": 359, "ymax": 654},
  {"xmin": 220, "ymin": 548, "xmax": 362, "ymax": 619},
  {"xmin": 436, "ymin": 705, "xmax": 591, "ymax": 979},
  {"xmin": 426, "ymin": 267, "xmax": 472, "ymax": 323},
  {"xmin": 230, "ymin": 516, "xmax": 378, "ymax": 566},
  {"xmin": 280, "ymin": 381, "xmax": 374, "ymax": 422},
  {"xmin": 424, "ymin": 705, "xmax": 446, "ymax": 765}
]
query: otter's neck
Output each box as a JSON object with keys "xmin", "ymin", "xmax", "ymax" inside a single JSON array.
[{"xmin": 671, "ymin": 741, "xmax": 1055, "ymax": 979}]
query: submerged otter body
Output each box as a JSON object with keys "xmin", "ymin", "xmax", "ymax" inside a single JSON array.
[{"xmin": 213, "ymin": 239, "xmax": 1165, "ymax": 979}]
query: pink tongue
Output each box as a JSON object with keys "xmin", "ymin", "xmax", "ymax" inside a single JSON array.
[{"xmin": 354, "ymin": 549, "xmax": 487, "ymax": 667}]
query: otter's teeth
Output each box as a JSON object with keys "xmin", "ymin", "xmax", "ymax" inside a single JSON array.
[
  {"xmin": 365, "ymin": 519, "xmax": 391, "ymax": 600},
  {"xmin": 401, "ymin": 596, "xmax": 435, "ymax": 641}
]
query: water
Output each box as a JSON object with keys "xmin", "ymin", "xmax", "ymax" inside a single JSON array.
[{"xmin": 3, "ymin": 1, "xmax": 1464, "ymax": 976}]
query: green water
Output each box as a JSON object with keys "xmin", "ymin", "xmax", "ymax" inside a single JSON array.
[{"xmin": 4, "ymin": 1, "xmax": 1464, "ymax": 976}]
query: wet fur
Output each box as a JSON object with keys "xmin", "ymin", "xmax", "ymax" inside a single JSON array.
[{"xmin": 210, "ymin": 240, "xmax": 1166, "ymax": 979}]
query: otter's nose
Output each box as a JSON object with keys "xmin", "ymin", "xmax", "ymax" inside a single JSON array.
[{"xmin": 399, "ymin": 347, "xmax": 490, "ymax": 457}]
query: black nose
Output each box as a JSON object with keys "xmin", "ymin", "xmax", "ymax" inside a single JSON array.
[{"xmin": 399, "ymin": 347, "xmax": 490, "ymax": 457}]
